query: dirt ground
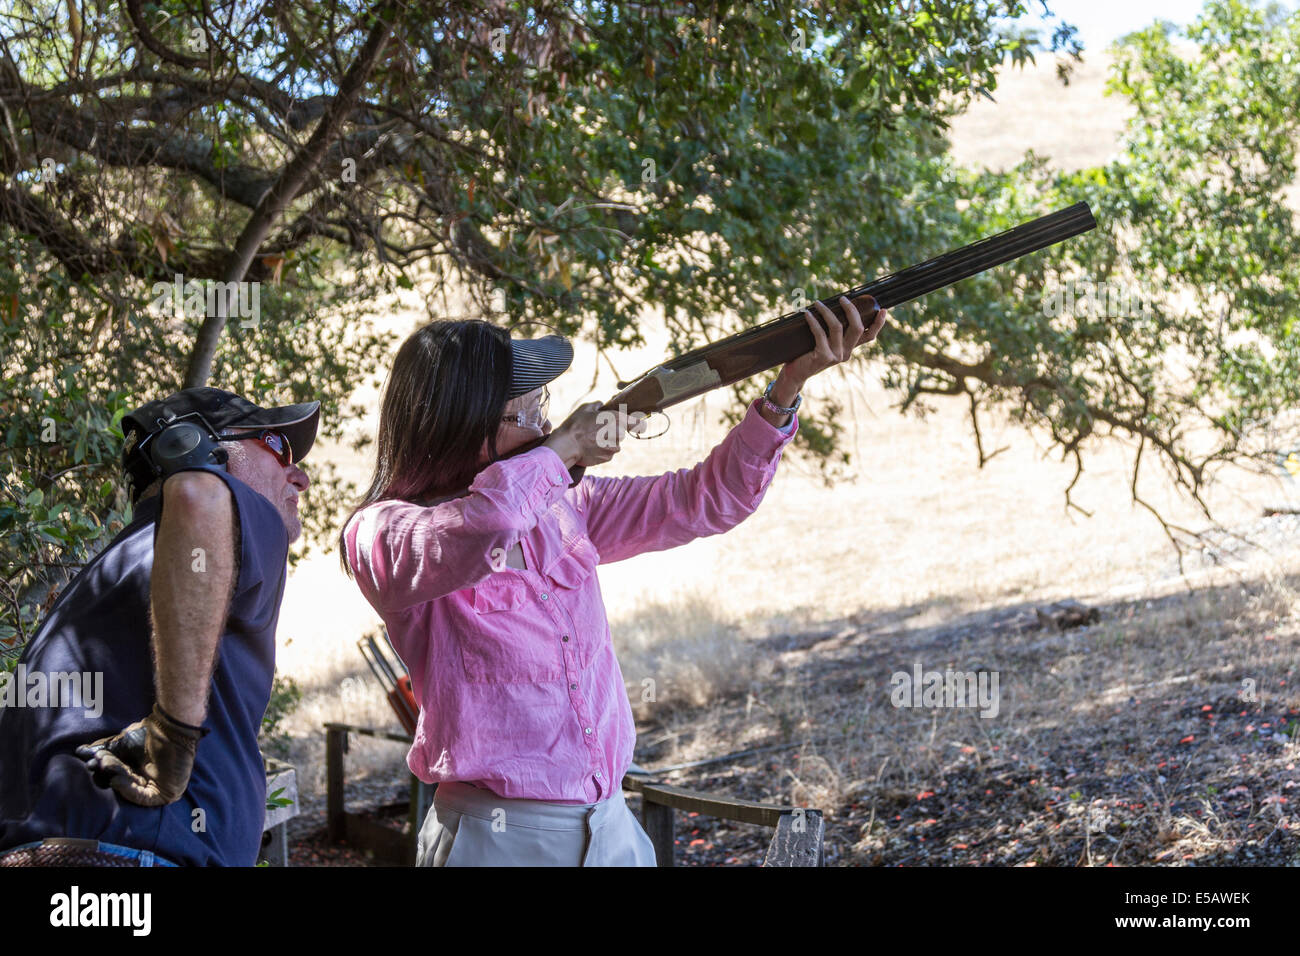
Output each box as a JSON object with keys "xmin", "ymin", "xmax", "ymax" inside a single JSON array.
[{"xmin": 284, "ymin": 520, "xmax": 1300, "ymax": 866}]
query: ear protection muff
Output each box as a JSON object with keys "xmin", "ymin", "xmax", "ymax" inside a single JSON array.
[{"xmin": 144, "ymin": 412, "xmax": 229, "ymax": 479}]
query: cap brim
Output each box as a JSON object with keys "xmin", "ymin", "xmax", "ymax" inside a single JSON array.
[
  {"xmin": 235, "ymin": 401, "xmax": 321, "ymax": 463},
  {"xmin": 508, "ymin": 335, "xmax": 573, "ymax": 399}
]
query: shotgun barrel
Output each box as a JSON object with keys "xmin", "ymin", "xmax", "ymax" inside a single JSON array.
[{"xmin": 602, "ymin": 201, "xmax": 1097, "ymax": 416}]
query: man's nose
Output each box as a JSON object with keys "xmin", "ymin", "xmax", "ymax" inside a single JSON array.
[
  {"xmin": 541, "ymin": 419, "xmax": 552, "ymax": 435},
  {"xmin": 287, "ymin": 463, "xmax": 310, "ymax": 490}
]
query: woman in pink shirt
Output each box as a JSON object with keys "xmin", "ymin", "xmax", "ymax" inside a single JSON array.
[{"xmin": 341, "ymin": 296, "xmax": 885, "ymax": 866}]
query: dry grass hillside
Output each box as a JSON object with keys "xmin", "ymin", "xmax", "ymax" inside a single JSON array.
[{"xmin": 274, "ymin": 48, "xmax": 1300, "ymax": 866}]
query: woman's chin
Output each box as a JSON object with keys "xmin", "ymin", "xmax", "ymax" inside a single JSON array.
[
  {"xmin": 480, "ymin": 432, "xmax": 543, "ymax": 467},
  {"xmin": 503, "ymin": 430, "xmax": 544, "ymax": 451}
]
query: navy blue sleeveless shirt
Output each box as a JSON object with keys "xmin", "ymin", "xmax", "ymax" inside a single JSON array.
[{"xmin": 0, "ymin": 468, "xmax": 289, "ymax": 866}]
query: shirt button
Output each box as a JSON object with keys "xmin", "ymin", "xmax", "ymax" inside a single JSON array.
[
  {"xmin": 584, "ymin": 727, "xmax": 592, "ymax": 735},
  {"xmin": 540, "ymin": 593, "xmax": 549, "ymax": 601},
  {"xmin": 595, "ymin": 771, "xmax": 602, "ymax": 778},
  {"xmin": 561, "ymin": 634, "xmax": 569, "ymax": 642},
  {"xmin": 570, "ymin": 683, "xmax": 578, "ymax": 690}
]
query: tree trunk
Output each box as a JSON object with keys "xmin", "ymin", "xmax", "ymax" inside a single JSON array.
[{"xmin": 182, "ymin": 2, "xmax": 397, "ymax": 387}]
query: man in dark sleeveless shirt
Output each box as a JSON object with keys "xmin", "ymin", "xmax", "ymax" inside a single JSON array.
[{"xmin": 0, "ymin": 387, "xmax": 318, "ymax": 867}]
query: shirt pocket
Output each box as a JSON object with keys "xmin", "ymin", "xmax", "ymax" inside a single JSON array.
[
  {"xmin": 459, "ymin": 575, "xmax": 564, "ymax": 684},
  {"xmin": 541, "ymin": 537, "xmax": 604, "ymax": 670},
  {"xmin": 543, "ymin": 536, "xmax": 600, "ymax": 590}
]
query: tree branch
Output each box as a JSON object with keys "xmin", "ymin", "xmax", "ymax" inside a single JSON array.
[
  {"xmin": 124, "ymin": 0, "xmax": 211, "ymax": 70},
  {"xmin": 183, "ymin": 1, "xmax": 398, "ymax": 387}
]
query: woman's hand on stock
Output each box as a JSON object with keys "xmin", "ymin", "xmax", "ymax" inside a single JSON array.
[{"xmin": 543, "ymin": 403, "xmax": 646, "ymax": 469}]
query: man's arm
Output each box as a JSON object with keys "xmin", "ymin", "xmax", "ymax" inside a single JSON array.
[
  {"xmin": 151, "ymin": 470, "xmax": 239, "ymax": 726},
  {"xmin": 76, "ymin": 469, "xmax": 240, "ymax": 806}
]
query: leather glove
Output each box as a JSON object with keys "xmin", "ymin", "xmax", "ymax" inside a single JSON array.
[{"xmin": 76, "ymin": 703, "xmax": 208, "ymax": 807}]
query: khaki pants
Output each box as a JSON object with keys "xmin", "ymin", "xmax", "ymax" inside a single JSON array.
[{"xmin": 416, "ymin": 781, "xmax": 658, "ymax": 867}]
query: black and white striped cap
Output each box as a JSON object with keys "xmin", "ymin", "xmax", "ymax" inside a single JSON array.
[{"xmin": 507, "ymin": 334, "xmax": 573, "ymax": 399}]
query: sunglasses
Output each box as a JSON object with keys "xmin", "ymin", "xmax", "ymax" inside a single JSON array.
[{"xmin": 222, "ymin": 429, "xmax": 294, "ymax": 467}]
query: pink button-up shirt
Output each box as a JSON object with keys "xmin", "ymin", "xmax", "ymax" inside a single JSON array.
[{"xmin": 342, "ymin": 398, "xmax": 798, "ymax": 803}]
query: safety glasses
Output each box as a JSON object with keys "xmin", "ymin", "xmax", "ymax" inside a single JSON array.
[{"xmin": 502, "ymin": 386, "xmax": 549, "ymax": 429}]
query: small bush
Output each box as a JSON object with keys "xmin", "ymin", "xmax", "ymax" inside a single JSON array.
[{"xmin": 261, "ymin": 673, "xmax": 302, "ymax": 760}]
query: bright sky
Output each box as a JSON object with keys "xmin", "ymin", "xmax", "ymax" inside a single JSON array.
[{"xmin": 1025, "ymin": 0, "xmax": 1297, "ymax": 51}]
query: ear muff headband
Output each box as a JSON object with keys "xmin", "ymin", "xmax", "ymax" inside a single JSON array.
[{"xmin": 141, "ymin": 411, "xmax": 229, "ymax": 480}]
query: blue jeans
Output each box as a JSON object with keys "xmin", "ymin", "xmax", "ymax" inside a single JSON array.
[{"xmin": 0, "ymin": 839, "xmax": 180, "ymax": 867}]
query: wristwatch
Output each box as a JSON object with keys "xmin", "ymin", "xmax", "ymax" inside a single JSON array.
[{"xmin": 761, "ymin": 380, "xmax": 802, "ymax": 416}]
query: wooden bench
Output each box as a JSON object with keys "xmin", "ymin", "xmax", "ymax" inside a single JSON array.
[
  {"xmin": 324, "ymin": 722, "xmax": 823, "ymax": 866},
  {"xmin": 259, "ymin": 757, "xmax": 300, "ymax": 866},
  {"xmin": 325, "ymin": 722, "xmax": 433, "ymax": 865},
  {"xmin": 624, "ymin": 772, "xmax": 824, "ymax": 866}
]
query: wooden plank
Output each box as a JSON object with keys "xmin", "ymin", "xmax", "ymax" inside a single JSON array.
[
  {"xmin": 326, "ymin": 726, "xmax": 346, "ymax": 843},
  {"xmin": 763, "ymin": 810, "xmax": 824, "ymax": 867},
  {"xmin": 323, "ymin": 721, "xmax": 412, "ymax": 745},
  {"xmin": 263, "ymin": 763, "xmax": 298, "ymax": 830},
  {"xmin": 260, "ymin": 824, "xmax": 288, "ymax": 867},
  {"xmin": 628, "ymin": 779, "xmax": 794, "ymax": 828},
  {"xmin": 641, "ymin": 800, "xmax": 675, "ymax": 867}
]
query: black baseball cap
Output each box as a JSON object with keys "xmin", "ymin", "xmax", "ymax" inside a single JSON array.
[
  {"xmin": 506, "ymin": 334, "xmax": 573, "ymax": 399},
  {"xmin": 122, "ymin": 387, "xmax": 321, "ymax": 499}
]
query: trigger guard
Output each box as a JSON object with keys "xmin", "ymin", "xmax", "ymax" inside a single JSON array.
[{"xmin": 632, "ymin": 410, "xmax": 670, "ymax": 440}]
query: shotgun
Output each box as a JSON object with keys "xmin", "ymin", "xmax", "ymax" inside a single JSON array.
[
  {"xmin": 470, "ymin": 201, "xmax": 1096, "ymax": 494},
  {"xmin": 357, "ymin": 633, "xmax": 419, "ymax": 735}
]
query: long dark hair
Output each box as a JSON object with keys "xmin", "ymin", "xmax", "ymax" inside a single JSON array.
[{"xmin": 340, "ymin": 319, "xmax": 511, "ymax": 575}]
